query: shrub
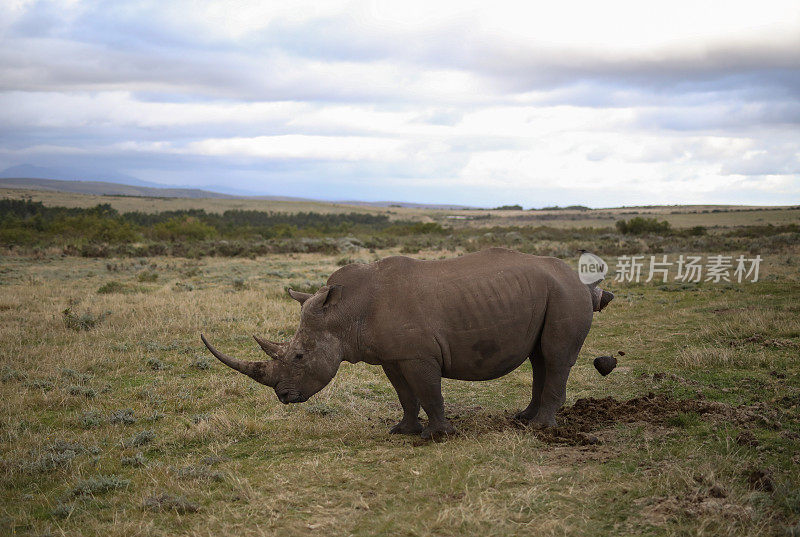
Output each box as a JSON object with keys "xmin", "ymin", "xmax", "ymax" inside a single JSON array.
[
  {"xmin": 68, "ymin": 475, "xmax": 130, "ymax": 497},
  {"xmin": 232, "ymin": 278, "xmax": 247, "ymax": 290},
  {"xmin": 190, "ymin": 357, "xmax": 212, "ymax": 370},
  {"xmin": 23, "ymin": 440, "xmax": 96, "ymax": 474},
  {"xmin": 97, "ymin": 281, "xmax": 130, "ymax": 294},
  {"xmin": 687, "ymin": 226, "xmax": 706, "ymax": 236},
  {"xmin": 123, "ymin": 430, "xmax": 155, "ymax": 448},
  {"xmin": 143, "ymin": 493, "xmax": 199, "ymax": 513},
  {"xmin": 61, "ymin": 368, "xmax": 92, "ymax": 383},
  {"xmin": 62, "ymin": 308, "xmax": 109, "ymax": 331},
  {"xmin": 24, "ymin": 379, "xmax": 54, "ymax": 391},
  {"xmin": 150, "ymin": 216, "xmax": 217, "ymax": 241},
  {"xmin": 109, "ymin": 409, "xmax": 136, "ymax": 425},
  {"xmin": 50, "ymin": 502, "xmax": 75, "ymax": 519},
  {"xmin": 121, "ymin": 452, "xmax": 146, "ymax": 467},
  {"xmin": 1, "ymin": 366, "xmax": 28, "ymax": 382},
  {"xmin": 146, "ymin": 357, "xmax": 166, "ymax": 370},
  {"xmin": 80, "ymin": 411, "xmax": 103, "ymax": 428},
  {"xmin": 615, "ymin": 217, "xmax": 672, "ymax": 235},
  {"xmin": 137, "ymin": 271, "xmax": 158, "ymax": 282},
  {"xmin": 67, "ymin": 385, "xmax": 96, "ymax": 398}
]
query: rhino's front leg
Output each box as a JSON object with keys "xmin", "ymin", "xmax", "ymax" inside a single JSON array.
[
  {"xmin": 398, "ymin": 359, "xmax": 455, "ymax": 440},
  {"xmin": 381, "ymin": 364, "xmax": 423, "ymax": 435}
]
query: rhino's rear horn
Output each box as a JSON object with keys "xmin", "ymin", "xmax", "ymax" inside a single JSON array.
[
  {"xmin": 200, "ymin": 334, "xmax": 278, "ymax": 387},
  {"xmin": 253, "ymin": 335, "xmax": 284, "ymax": 358}
]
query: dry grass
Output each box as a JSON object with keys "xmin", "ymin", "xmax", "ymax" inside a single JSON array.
[{"xmin": 1, "ymin": 244, "xmax": 798, "ymax": 536}]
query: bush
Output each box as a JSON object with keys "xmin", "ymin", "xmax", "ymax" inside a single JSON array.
[
  {"xmin": 121, "ymin": 452, "xmax": 146, "ymax": 467},
  {"xmin": 686, "ymin": 226, "xmax": 706, "ymax": 236},
  {"xmin": 383, "ymin": 222, "xmax": 446, "ymax": 236},
  {"xmin": 109, "ymin": 409, "xmax": 136, "ymax": 425},
  {"xmin": 68, "ymin": 475, "xmax": 130, "ymax": 497},
  {"xmin": 137, "ymin": 271, "xmax": 158, "ymax": 282},
  {"xmin": 97, "ymin": 281, "xmax": 129, "ymax": 294},
  {"xmin": 150, "ymin": 216, "xmax": 217, "ymax": 241},
  {"xmin": 615, "ymin": 217, "xmax": 672, "ymax": 235},
  {"xmin": 190, "ymin": 356, "xmax": 212, "ymax": 370},
  {"xmin": 80, "ymin": 411, "xmax": 103, "ymax": 428},
  {"xmin": 123, "ymin": 430, "xmax": 155, "ymax": 448},
  {"xmin": 66, "ymin": 385, "xmax": 96, "ymax": 398},
  {"xmin": 62, "ymin": 308, "xmax": 109, "ymax": 331},
  {"xmin": 143, "ymin": 493, "xmax": 199, "ymax": 513},
  {"xmin": 146, "ymin": 357, "xmax": 167, "ymax": 370}
]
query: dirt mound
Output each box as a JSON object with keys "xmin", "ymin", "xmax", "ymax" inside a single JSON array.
[
  {"xmin": 433, "ymin": 391, "xmax": 786, "ymax": 446},
  {"xmin": 508, "ymin": 392, "xmax": 782, "ymax": 446}
]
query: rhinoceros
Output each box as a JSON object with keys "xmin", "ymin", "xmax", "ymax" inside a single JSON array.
[{"xmin": 201, "ymin": 247, "xmax": 613, "ymax": 439}]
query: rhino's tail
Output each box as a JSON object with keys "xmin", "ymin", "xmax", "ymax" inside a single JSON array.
[{"xmin": 589, "ymin": 285, "xmax": 614, "ymax": 312}]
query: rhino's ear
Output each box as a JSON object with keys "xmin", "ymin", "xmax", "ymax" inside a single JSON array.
[
  {"xmin": 318, "ymin": 284, "xmax": 343, "ymax": 311},
  {"xmin": 288, "ymin": 288, "xmax": 312, "ymax": 304}
]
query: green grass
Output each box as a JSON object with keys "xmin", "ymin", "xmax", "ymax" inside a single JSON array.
[{"xmin": 1, "ymin": 242, "xmax": 799, "ymax": 536}]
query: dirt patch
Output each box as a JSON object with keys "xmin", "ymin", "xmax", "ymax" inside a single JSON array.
[
  {"xmin": 736, "ymin": 430, "xmax": 759, "ymax": 447},
  {"xmin": 446, "ymin": 392, "xmax": 785, "ymax": 446},
  {"xmin": 637, "ymin": 492, "xmax": 754, "ymax": 526},
  {"xmin": 730, "ymin": 333, "xmax": 800, "ymax": 349},
  {"xmin": 777, "ymin": 393, "xmax": 800, "ymax": 408},
  {"xmin": 745, "ymin": 468, "xmax": 775, "ymax": 492}
]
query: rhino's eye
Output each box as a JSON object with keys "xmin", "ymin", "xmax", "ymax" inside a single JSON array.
[{"xmin": 294, "ymin": 353, "xmax": 304, "ymax": 361}]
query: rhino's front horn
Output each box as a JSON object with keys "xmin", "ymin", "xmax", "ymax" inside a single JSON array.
[
  {"xmin": 288, "ymin": 288, "xmax": 312, "ymax": 304},
  {"xmin": 200, "ymin": 334, "xmax": 278, "ymax": 387},
  {"xmin": 253, "ymin": 335, "xmax": 284, "ymax": 359}
]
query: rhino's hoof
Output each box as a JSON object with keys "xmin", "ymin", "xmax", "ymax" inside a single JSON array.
[
  {"xmin": 420, "ymin": 423, "xmax": 456, "ymax": 441},
  {"xmin": 532, "ymin": 416, "xmax": 557, "ymax": 428},
  {"xmin": 390, "ymin": 420, "xmax": 424, "ymax": 435},
  {"xmin": 512, "ymin": 410, "xmax": 535, "ymax": 423}
]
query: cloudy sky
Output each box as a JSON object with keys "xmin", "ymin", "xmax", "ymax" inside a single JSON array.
[{"xmin": 1, "ymin": 0, "xmax": 799, "ymax": 207}]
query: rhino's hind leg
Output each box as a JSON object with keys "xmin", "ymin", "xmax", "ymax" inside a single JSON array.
[
  {"xmin": 531, "ymin": 323, "xmax": 591, "ymax": 427},
  {"xmin": 519, "ymin": 296, "xmax": 593, "ymax": 427},
  {"xmin": 382, "ymin": 364, "xmax": 424, "ymax": 435},
  {"xmin": 398, "ymin": 359, "xmax": 456, "ymax": 440},
  {"xmin": 513, "ymin": 347, "xmax": 546, "ymax": 423}
]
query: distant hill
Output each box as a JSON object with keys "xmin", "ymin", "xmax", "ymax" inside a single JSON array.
[
  {"xmin": 337, "ymin": 200, "xmax": 474, "ymax": 210},
  {"xmin": 0, "ymin": 172, "xmax": 479, "ymax": 208},
  {"xmin": 0, "ymin": 176, "xmax": 243, "ymax": 200},
  {"xmin": 0, "ymin": 164, "xmax": 162, "ymax": 188}
]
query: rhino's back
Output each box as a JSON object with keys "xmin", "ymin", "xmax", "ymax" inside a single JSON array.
[{"xmin": 350, "ymin": 248, "xmax": 590, "ymax": 380}]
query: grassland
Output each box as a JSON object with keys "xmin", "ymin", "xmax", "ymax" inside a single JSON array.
[
  {"xmin": 6, "ymin": 187, "xmax": 800, "ymax": 228},
  {"xmin": 0, "ymin": 193, "xmax": 799, "ymax": 536}
]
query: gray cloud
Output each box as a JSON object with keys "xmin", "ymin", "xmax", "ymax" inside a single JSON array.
[{"xmin": 1, "ymin": 1, "xmax": 798, "ymax": 206}]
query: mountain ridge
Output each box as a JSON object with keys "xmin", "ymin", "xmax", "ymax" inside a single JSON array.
[{"xmin": 0, "ymin": 173, "xmax": 476, "ymax": 209}]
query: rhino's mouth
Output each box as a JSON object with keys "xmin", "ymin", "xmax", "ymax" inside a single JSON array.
[{"xmin": 277, "ymin": 390, "xmax": 307, "ymax": 404}]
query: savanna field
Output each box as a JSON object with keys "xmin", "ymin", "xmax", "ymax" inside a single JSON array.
[{"xmin": 1, "ymin": 192, "xmax": 799, "ymax": 536}]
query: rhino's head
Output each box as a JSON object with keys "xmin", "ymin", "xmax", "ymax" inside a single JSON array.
[{"xmin": 201, "ymin": 285, "xmax": 347, "ymax": 404}]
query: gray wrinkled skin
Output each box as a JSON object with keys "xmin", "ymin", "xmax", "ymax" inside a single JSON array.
[{"xmin": 202, "ymin": 248, "xmax": 613, "ymax": 440}]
